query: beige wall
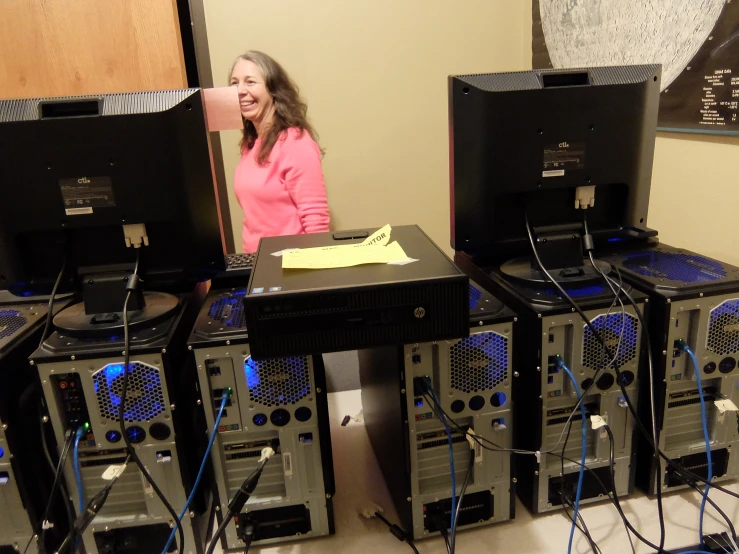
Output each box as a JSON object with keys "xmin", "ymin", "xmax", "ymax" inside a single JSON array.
[
  {"xmin": 203, "ymin": 0, "xmax": 532, "ymax": 253},
  {"xmin": 650, "ymin": 134, "xmax": 739, "ymax": 265}
]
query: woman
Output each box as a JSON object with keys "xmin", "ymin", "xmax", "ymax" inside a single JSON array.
[{"xmin": 230, "ymin": 50, "xmax": 330, "ymax": 253}]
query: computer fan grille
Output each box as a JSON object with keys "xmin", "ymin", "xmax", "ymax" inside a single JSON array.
[
  {"xmin": 450, "ymin": 331, "xmax": 508, "ymax": 394},
  {"xmin": 93, "ymin": 362, "xmax": 166, "ymax": 423}
]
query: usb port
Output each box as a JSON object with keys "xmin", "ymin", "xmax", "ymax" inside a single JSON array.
[
  {"xmin": 209, "ymin": 365, "xmax": 222, "ymax": 376},
  {"xmin": 412, "ymin": 354, "xmax": 421, "ymax": 364}
]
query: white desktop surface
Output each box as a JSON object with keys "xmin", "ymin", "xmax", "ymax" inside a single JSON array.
[{"xmin": 213, "ymin": 390, "xmax": 739, "ymax": 553}]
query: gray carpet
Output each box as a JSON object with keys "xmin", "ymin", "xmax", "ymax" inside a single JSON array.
[{"xmin": 322, "ymin": 350, "xmax": 361, "ymax": 392}]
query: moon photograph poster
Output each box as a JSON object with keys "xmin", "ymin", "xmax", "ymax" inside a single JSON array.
[{"xmin": 532, "ymin": 0, "xmax": 739, "ymax": 135}]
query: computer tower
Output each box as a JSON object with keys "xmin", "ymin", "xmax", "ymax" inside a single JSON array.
[
  {"xmin": 358, "ymin": 281, "xmax": 516, "ymax": 540},
  {"xmin": 1, "ymin": 300, "xmax": 64, "ymax": 554},
  {"xmin": 188, "ymin": 287, "xmax": 335, "ymax": 550},
  {"xmin": 31, "ymin": 292, "xmax": 209, "ymax": 554},
  {"xmin": 456, "ymin": 253, "xmax": 644, "ymax": 514},
  {"xmin": 603, "ymin": 243, "xmax": 739, "ymax": 494}
]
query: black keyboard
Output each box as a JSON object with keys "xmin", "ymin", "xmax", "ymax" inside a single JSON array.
[{"xmin": 226, "ymin": 253, "xmax": 255, "ymax": 271}]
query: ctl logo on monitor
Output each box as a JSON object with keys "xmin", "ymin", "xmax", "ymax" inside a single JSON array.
[
  {"xmin": 77, "ymin": 177, "xmax": 91, "ymax": 184},
  {"xmin": 414, "ymin": 307, "xmax": 426, "ymax": 319},
  {"xmin": 559, "ymin": 142, "xmax": 569, "ymax": 148}
]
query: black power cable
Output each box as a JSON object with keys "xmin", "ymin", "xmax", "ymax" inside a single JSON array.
[
  {"xmin": 525, "ymin": 212, "xmax": 668, "ymax": 553},
  {"xmin": 374, "ymin": 512, "xmax": 421, "ymax": 554},
  {"xmin": 25, "ymin": 429, "xmax": 74, "ymax": 554},
  {"xmin": 39, "ymin": 258, "xmax": 67, "ymax": 349},
  {"xmin": 118, "ymin": 250, "xmax": 185, "ymax": 554},
  {"xmin": 449, "ymin": 446, "xmax": 475, "ymax": 553},
  {"xmin": 55, "ymin": 456, "xmax": 130, "ymax": 554},
  {"xmin": 205, "ymin": 454, "xmax": 273, "ymax": 554}
]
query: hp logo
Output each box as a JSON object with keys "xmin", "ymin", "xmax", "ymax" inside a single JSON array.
[{"xmin": 414, "ymin": 307, "xmax": 426, "ymax": 319}]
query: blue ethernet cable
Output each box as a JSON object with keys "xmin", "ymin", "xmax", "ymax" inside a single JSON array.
[
  {"xmin": 73, "ymin": 426, "xmax": 86, "ymax": 511},
  {"xmin": 161, "ymin": 388, "xmax": 231, "ymax": 554},
  {"xmin": 423, "ymin": 378, "xmax": 457, "ymax": 543},
  {"xmin": 557, "ymin": 357, "xmax": 587, "ymax": 554},
  {"xmin": 679, "ymin": 341, "xmax": 713, "ymax": 546}
]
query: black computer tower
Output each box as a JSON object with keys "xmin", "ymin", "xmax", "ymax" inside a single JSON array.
[
  {"xmin": 603, "ymin": 242, "xmax": 739, "ymax": 494},
  {"xmin": 359, "ymin": 281, "xmax": 516, "ymax": 540},
  {"xmin": 188, "ymin": 286, "xmax": 336, "ymax": 550},
  {"xmin": 0, "ymin": 298, "xmax": 69, "ymax": 554},
  {"xmin": 30, "ymin": 290, "xmax": 210, "ymax": 554},
  {"xmin": 456, "ymin": 253, "xmax": 645, "ymax": 514}
]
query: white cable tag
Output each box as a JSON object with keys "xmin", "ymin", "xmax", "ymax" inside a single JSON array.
[
  {"xmin": 715, "ymin": 399, "xmax": 739, "ymax": 415},
  {"xmin": 465, "ymin": 429, "xmax": 483, "ymax": 463},
  {"xmin": 260, "ymin": 447, "xmax": 275, "ymax": 463},
  {"xmin": 535, "ymin": 451, "xmax": 541, "ymax": 464},
  {"xmin": 590, "ymin": 415, "xmax": 607, "ymax": 430},
  {"xmin": 102, "ymin": 463, "xmax": 128, "ymax": 481}
]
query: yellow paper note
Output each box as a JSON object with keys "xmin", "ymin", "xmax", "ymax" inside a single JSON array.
[
  {"xmin": 280, "ymin": 224, "xmax": 393, "ymax": 268},
  {"xmin": 283, "ymin": 240, "xmax": 408, "ymax": 269}
]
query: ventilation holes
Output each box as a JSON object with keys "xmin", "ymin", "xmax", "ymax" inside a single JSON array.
[
  {"xmin": 0, "ymin": 310, "xmax": 28, "ymax": 340},
  {"xmin": 623, "ymin": 251, "xmax": 726, "ymax": 283},
  {"xmin": 244, "ymin": 356, "xmax": 311, "ymax": 407},
  {"xmin": 450, "ymin": 331, "xmax": 508, "ymax": 394},
  {"xmin": 208, "ymin": 290, "xmax": 247, "ymax": 329},
  {"xmin": 93, "ymin": 362, "xmax": 166, "ymax": 423},
  {"xmin": 582, "ymin": 313, "xmax": 638, "ymax": 370},
  {"xmin": 707, "ymin": 300, "xmax": 739, "ymax": 356}
]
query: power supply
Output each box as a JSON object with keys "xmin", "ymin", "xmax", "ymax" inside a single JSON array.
[
  {"xmin": 0, "ymin": 300, "xmax": 69, "ymax": 554},
  {"xmin": 456, "ymin": 253, "xmax": 644, "ymax": 514},
  {"xmin": 359, "ymin": 281, "xmax": 516, "ymax": 540},
  {"xmin": 603, "ymin": 243, "xmax": 739, "ymax": 494},
  {"xmin": 31, "ymin": 294, "xmax": 210, "ymax": 554},
  {"xmin": 189, "ymin": 286, "xmax": 335, "ymax": 550}
]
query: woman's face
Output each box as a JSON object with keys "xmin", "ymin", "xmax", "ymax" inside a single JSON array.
[{"xmin": 230, "ymin": 59, "xmax": 274, "ymax": 125}]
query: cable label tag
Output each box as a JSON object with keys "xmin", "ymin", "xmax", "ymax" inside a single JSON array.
[
  {"xmin": 102, "ymin": 463, "xmax": 127, "ymax": 481},
  {"xmin": 466, "ymin": 429, "xmax": 483, "ymax": 463},
  {"xmin": 590, "ymin": 415, "xmax": 607, "ymax": 430}
]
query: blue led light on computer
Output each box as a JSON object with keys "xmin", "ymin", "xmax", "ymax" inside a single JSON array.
[
  {"xmin": 0, "ymin": 447, "xmax": 4, "ymax": 459},
  {"xmin": 244, "ymin": 355, "xmax": 311, "ymax": 407},
  {"xmin": 469, "ymin": 284, "xmax": 483, "ymax": 309},
  {"xmin": 544, "ymin": 284, "xmax": 606, "ymax": 299},
  {"xmin": 0, "ymin": 310, "xmax": 27, "ymax": 340},
  {"xmin": 450, "ymin": 332, "xmax": 508, "ymax": 394},
  {"xmin": 93, "ymin": 363, "xmax": 166, "ymax": 423},
  {"xmin": 623, "ymin": 251, "xmax": 726, "ymax": 283},
  {"xmin": 208, "ymin": 289, "xmax": 247, "ymax": 329}
]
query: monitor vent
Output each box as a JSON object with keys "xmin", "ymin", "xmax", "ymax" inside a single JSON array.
[
  {"xmin": 707, "ymin": 300, "xmax": 739, "ymax": 356},
  {"xmin": 623, "ymin": 251, "xmax": 726, "ymax": 283},
  {"xmin": 582, "ymin": 312, "xmax": 639, "ymax": 370},
  {"xmin": 0, "ymin": 310, "xmax": 27, "ymax": 340},
  {"xmin": 450, "ymin": 331, "xmax": 508, "ymax": 394},
  {"xmin": 208, "ymin": 290, "xmax": 247, "ymax": 329},
  {"xmin": 244, "ymin": 356, "xmax": 311, "ymax": 407},
  {"xmin": 93, "ymin": 363, "xmax": 166, "ymax": 423},
  {"xmin": 454, "ymin": 64, "xmax": 659, "ymax": 92},
  {"xmin": 0, "ymin": 89, "xmax": 198, "ymax": 122}
]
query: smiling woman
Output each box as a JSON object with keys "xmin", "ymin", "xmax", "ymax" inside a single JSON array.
[{"xmin": 229, "ymin": 51, "xmax": 330, "ymax": 253}]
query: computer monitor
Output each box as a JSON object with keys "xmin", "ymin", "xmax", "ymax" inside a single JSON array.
[
  {"xmin": 0, "ymin": 89, "xmax": 226, "ymax": 309},
  {"xmin": 449, "ymin": 64, "xmax": 661, "ymax": 274}
]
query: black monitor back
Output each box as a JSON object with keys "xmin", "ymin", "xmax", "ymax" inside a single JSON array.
[
  {"xmin": 449, "ymin": 64, "xmax": 661, "ymax": 262},
  {"xmin": 0, "ymin": 89, "xmax": 226, "ymax": 292}
]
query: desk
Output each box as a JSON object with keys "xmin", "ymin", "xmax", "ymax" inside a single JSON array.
[{"xmin": 214, "ymin": 390, "xmax": 739, "ymax": 553}]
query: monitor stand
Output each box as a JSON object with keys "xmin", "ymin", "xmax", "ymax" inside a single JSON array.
[
  {"xmin": 53, "ymin": 270, "xmax": 179, "ymax": 337},
  {"xmin": 500, "ymin": 224, "xmax": 612, "ymax": 286}
]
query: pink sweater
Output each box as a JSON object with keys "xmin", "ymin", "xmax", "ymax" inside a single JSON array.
[{"xmin": 234, "ymin": 128, "xmax": 330, "ymax": 253}]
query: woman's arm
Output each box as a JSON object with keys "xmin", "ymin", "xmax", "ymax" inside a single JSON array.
[{"xmin": 282, "ymin": 132, "xmax": 330, "ymax": 233}]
